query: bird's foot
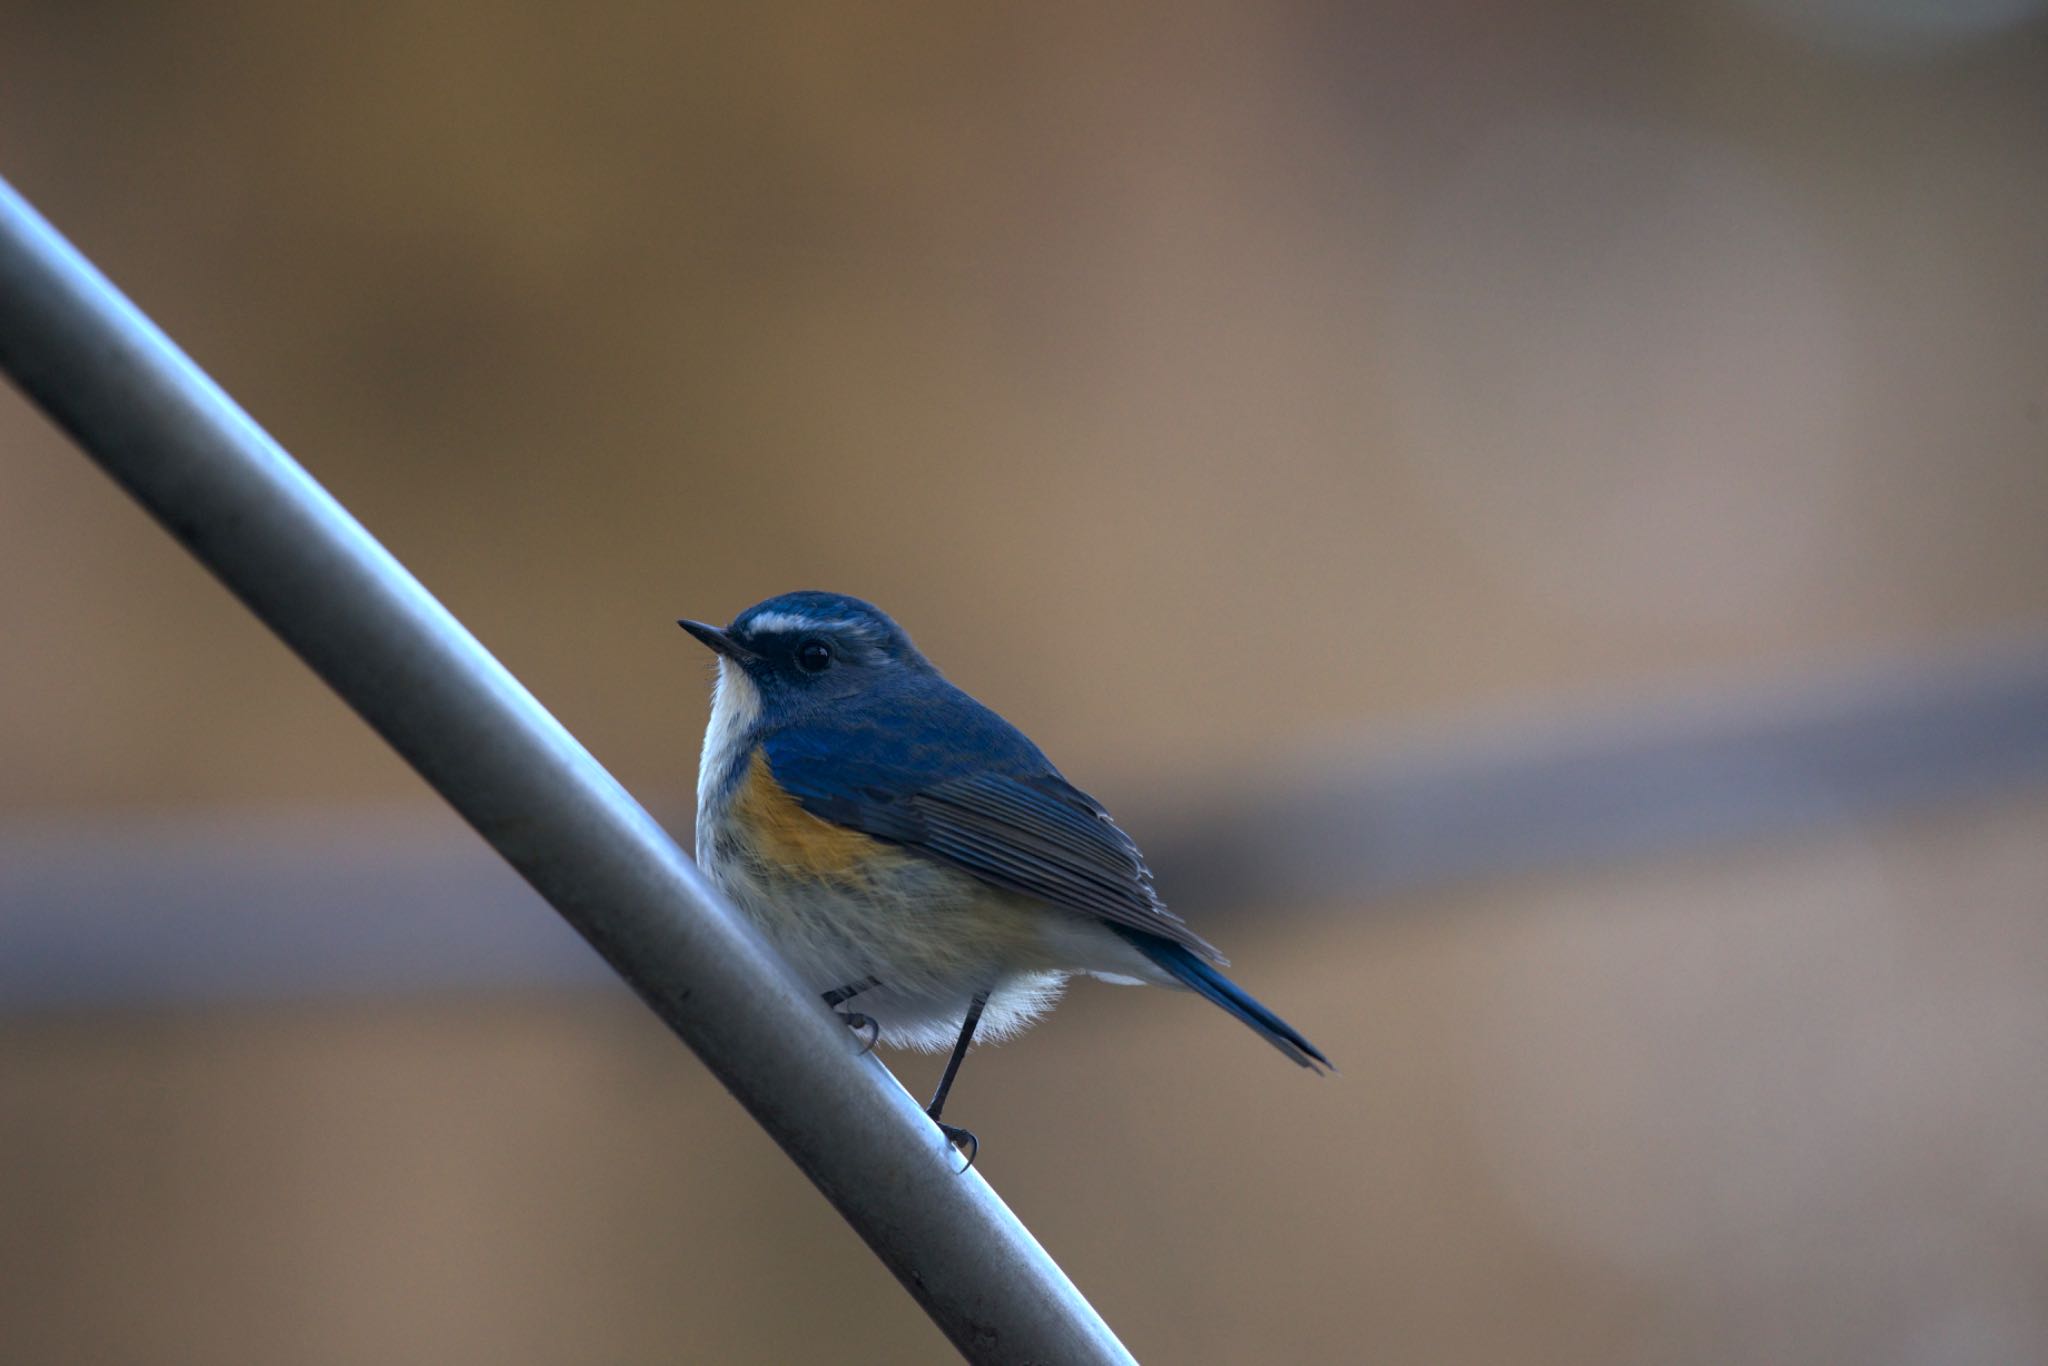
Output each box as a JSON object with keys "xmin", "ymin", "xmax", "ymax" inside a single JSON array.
[
  {"xmin": 837, "ymin": 1011, "xmax": 880, "ymax": 1054},
  {"xmin": 822, "ymin": 975, "xmax": 882, "ymax": 1009},
  {"xmin": 930, "ymin": 1115, "xmax": 979, "ymax": 1171}
]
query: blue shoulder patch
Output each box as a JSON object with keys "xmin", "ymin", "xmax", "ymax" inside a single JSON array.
[{"xmin": 764, "ymin": 672, "xmax": 1054, "ymax": 804}]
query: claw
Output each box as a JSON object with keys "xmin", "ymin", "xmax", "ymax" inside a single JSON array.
[
  {"xmin": 837, "ymin": 1011, "xmax": 880, "ymax": 1054},
  {"xmin": 934, "ymin": 1120, "xmax": 979, "ymax": 1171}
]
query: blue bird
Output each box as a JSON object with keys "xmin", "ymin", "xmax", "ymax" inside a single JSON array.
[{"xmin": 681, "ymin": 591, "xmax": 1329, "ymax": 1161}]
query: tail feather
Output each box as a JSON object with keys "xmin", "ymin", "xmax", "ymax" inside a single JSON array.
[{"xmin": 1113, "ymin": 928, "xmax": 1332, "ymax": 1072}]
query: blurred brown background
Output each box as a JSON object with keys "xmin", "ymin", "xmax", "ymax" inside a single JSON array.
[{"xmin": 4, "ymin": 1, "xmax": 2048, "ymax": 1362}]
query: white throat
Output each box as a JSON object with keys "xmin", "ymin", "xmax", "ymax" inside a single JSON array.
[{"xmin": 697, "ymin": 657, "xmax": 763, "ymax": 822}]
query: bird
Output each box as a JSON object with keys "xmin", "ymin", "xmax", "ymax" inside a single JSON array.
[{"xmin": 680, "ymin": 590, "xmax": 1329, "ymax": 1162}]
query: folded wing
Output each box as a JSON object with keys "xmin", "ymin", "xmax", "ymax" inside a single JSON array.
[{"xmin": 763, "ymin": 713, "xmax": 1225, "ymax": 965}]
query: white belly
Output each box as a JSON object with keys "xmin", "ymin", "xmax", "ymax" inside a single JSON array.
[{"xmin": 699, "ymin": 828, "xmax": 1065, "ymax": 1050}]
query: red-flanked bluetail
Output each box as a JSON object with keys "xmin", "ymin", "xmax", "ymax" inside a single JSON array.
[{"xmin": 681, "ymin": 591, "xmax": 1330, "ymax": 1163}]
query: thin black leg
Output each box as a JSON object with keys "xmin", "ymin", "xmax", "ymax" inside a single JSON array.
[{"xmin": 927, "ymin": 990, "xmax": 989, "ymax": 1168}]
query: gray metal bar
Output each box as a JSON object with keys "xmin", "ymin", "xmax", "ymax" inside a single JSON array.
[{"xmin": 0, "ymin": 175, "xmax": 1132, "ymax": 1366}]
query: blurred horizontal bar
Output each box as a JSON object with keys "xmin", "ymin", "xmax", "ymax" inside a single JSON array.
[
  {"xmin": 0, "ymin": 808, "xmax": 613, "ymax": 1008},
  {"xmin": 4, "ymin": 631, "xmax": 2047, "ymax": 1010},
  {"xmin": 1157, "ymin": 628, "xmax": 2048, "ymax": 912}
]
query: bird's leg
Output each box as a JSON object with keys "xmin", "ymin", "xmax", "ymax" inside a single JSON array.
[
  {"xmin": 926, "ymin": 990, "xmax": 989, "ymax": 1169},
  {"xmin": 823, "ymin": 975, "xmax": 883, "ymax": 1053}
]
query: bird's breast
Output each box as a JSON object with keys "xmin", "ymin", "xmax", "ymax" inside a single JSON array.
[
  {"xmin": 741, "ymin": 749, "xmax": 892, "ymax": 876},
  {"xmin": 717, "ymin": 748, "xmax": 895, "ymax": 880},
  {"xmin": 691, "ymin": 744, "xmax": 1148, "ymax": 1048}
]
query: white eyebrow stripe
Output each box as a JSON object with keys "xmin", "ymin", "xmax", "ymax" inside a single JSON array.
[{"xmin": 744, "ymin": 611, "xmax": 841, "ymax": 636}]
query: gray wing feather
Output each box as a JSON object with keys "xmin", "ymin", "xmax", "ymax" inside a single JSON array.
[{"xmin": 903, "ymin": 771, "xmax": 1226, "ymax": 964}]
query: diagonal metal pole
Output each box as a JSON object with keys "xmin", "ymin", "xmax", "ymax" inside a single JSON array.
[{"xmin": 0, "ymin": 174, "xmax": 1133, "ymax": 1366}]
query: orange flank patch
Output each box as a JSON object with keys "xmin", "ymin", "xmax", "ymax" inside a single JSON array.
[{"xmin": 730, "ymin": 749, "xmax": 894, "ymax": 880}]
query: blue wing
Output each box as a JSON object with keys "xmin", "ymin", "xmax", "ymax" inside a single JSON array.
[{"xmin": 761, "ymin": 676, "xmax": 1224, "ymax": 964}]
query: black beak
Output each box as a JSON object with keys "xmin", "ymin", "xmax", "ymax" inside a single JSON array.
[{"xmin": 678, "ymin": 619, "xmax": 759, "ymax": 662}]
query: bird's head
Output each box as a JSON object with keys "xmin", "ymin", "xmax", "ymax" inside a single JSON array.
[{"xmin": 679, "ymin": 590, "xmax": 931, "ymax": 713}]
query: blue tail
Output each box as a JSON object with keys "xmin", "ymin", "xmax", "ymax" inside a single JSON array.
[{"xmin": 1113, "ymin": 928, "xmax": 1332, "ymax": 1072}]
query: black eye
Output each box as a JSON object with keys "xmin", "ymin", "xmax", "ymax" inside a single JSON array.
[{"xmin": 796, "ymin": 638, "xmax": 833, "ymax": 674}]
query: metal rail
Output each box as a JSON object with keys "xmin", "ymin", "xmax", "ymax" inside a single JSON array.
[{"xmin": 0, "ymin": 174, "xmax": 1132, "ymax": 1366}]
